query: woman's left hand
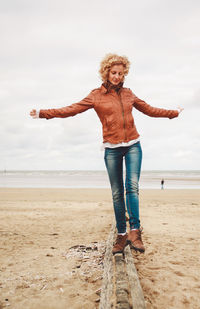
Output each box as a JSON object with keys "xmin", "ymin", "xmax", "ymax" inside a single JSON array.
[{"xmin": 177, "ymin": 106, "xmax": 184, "ymax": 114}]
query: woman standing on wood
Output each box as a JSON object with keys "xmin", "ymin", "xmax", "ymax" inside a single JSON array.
[{"xmin": 30, "ymin": 54, "xmax": 183, "ymax": 254}]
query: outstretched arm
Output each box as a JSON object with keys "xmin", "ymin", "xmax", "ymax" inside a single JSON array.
[
  {"xmin": 132, "ymin": 92, "xmax": 182, "ymax": 119},
  {"xmin": 30, "ymin": 91, "xmax": 95, "ymax": 120}
]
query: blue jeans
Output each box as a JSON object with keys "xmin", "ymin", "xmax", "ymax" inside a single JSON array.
[{"xmin": 104, "ymin": 142, "xmax": 142, "ymax": 233}]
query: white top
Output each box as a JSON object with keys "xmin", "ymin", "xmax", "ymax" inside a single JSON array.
[{"xmin": 102, "ymin": 137, "xmax": 140, "ymax": 149}]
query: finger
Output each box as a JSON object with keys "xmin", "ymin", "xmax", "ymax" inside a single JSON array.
[
  {"xmin": 30, "ymin": 111, "xmax": 35, "ymax": 116},
  {"xmin": 177, "ymin": 106, "xmax": 184, "ymax": 113}
]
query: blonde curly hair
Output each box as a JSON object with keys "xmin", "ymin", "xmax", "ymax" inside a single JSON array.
[{"xmin": 99, "ymin": 53, "xmax": 130, "ymax": 82}]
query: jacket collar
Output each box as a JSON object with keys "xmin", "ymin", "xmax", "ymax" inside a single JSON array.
[
  {"xmin": 100, "ymin": 81, "xmax": 124, "ymax": 94},
  {"xmin": 100, "ymin": 84, "xmax": 108, "ymax": 94}
]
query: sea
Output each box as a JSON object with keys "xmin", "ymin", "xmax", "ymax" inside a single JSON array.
[{"xmin": 0, "ymin": 170, "xmax": 200, "ymax": 189}]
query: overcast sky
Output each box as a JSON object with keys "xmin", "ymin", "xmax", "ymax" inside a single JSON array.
[{"xmin": 1, "ymin": 0, "xmax": 200, "ymax": 171}]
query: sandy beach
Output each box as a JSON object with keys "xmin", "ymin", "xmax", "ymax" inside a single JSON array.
[{"xmin": 0, "ymin": 188, "xmax": 199, "ymax": 309}]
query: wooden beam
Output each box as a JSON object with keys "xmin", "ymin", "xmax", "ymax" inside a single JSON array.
[
  {"xmin": 124, "ymin": 246, "xmax": 146, "ymax": 309},
  {"xmin": 99, "ymin": 223, "xmax": 115, "ymax": 309},
  {"xmin": 114, "ymin": 253, "xmax": 130, "ymax": 309}
]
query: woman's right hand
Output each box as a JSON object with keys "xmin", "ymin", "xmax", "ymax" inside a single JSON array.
[{"xmin": 30, "ymin": 109, "xmax": 39, "ymax": 118}]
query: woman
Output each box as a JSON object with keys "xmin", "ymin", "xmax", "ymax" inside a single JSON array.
[{"xmin": 30, "ymin": 53, "xmax": 183, "ymax": 254}]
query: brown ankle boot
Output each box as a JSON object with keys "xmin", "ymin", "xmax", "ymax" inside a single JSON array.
[
  {"xmin": 112, "ymin": 234, "xmax": 128, "ymax": 255},
  {"xmin": 127, "ymin": 229, "xmax": 145, "ymax": 253}
]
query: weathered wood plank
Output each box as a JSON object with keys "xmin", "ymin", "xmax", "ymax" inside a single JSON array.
[
  {"xmin": 99, "ymin": 223, "xmax": 115, "ymax": 309},
  {"xmin": 114, "ymin": 253, "xmax": 130, "ymax": 309},
  {"xmin": 124, "ymin": 246, "xmax": 146, "ymax": 309}
]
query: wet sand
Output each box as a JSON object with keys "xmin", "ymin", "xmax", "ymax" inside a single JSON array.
[{"xmin": 0, "ymin": 188, "xmax": 199, "ymax": 309}]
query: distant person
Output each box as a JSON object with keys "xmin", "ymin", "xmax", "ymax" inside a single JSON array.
[
  {"xmin": 161, "ymin": 179, "xmax": 164, "ymax": 190},
  {"xmin": 30, "ymin": 53, "xmax": 183, "ymax": 254}
]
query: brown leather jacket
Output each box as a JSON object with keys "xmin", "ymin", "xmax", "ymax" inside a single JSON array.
[{"xmin": 39, "ymin": 84, "xmax": 179, "ymax": 144}]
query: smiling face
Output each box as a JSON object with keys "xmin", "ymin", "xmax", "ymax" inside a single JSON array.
[{"xmin": 108, "ymin": 64, "xmax": 125, "ymax": 85}]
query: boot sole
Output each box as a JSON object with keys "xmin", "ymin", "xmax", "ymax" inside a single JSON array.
[{"xmin": 112, "ymin": 250, "xmax": 124, "ymax": 255}]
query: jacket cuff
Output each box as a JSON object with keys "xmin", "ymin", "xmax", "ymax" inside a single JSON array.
[
  {"xmin": 169, "ymin": 110, "xmax": 179, "ymax": 119},
  {"xmin": 39, "ymin": 109, "xmax": 50, "ymax": 119}
]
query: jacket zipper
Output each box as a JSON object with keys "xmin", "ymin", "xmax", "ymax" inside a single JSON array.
[{"xmin": 118, "ymin": 94, "xmax": 127, "ymax": 141}]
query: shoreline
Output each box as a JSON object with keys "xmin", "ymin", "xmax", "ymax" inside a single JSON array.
[
  {"xmin": 1, "ymin": 187, "xmax": 200, "ymax": 190},
  {"xmin": 1, "ymin": 170, "xmax": 200, "ymax": 190}
]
